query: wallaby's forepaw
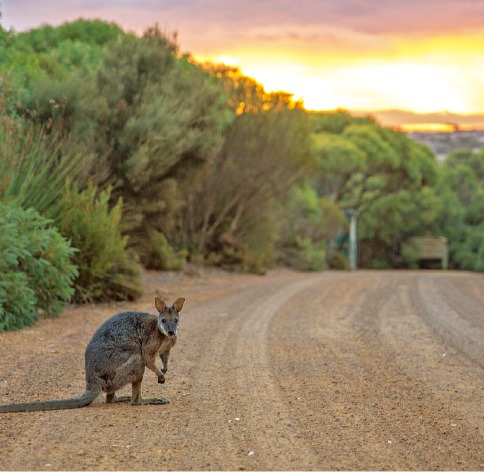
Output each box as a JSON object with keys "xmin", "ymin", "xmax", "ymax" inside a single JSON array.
[
  {"xmin": 158, "ymin": 375, "xmax": 166, "ymax": 384},
  {"xmin": 161, "ymin": 367, "xmax": 168, "ymax": 374}
]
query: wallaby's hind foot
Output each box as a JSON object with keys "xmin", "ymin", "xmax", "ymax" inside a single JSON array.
[
  {"xmin": 106, "ymin": 393, "xmax": 131, "ymax": 404},
  {"xmin": 129, "ymin": 380, "xmax": 169, "ymax": 405},
  {"xmin": 131, "ymin": 397, "xmax": 170, "ymax": 406}
]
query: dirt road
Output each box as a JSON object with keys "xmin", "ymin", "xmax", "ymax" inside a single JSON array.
[{"xmin": 1, "ymin": 269, "xmax": 483, "ymax": 470}]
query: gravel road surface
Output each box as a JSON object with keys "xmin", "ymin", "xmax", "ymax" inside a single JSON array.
[{"xmin": 0, "ymin": 269, "xmax": 482, "ymax": 470}]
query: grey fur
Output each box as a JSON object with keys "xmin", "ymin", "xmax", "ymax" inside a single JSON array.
[{"xmin": 0, "ymin": 297, "xmax": 185, "ymax": 413}]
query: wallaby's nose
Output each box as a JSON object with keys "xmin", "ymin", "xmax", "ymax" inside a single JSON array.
[{"xmin": 168, "ymin": 330, "xmax": 175, "ymax": 336}]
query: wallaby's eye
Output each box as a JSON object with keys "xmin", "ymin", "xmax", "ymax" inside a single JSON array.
[
  {"xmin": 174, "ymin": 319, "xmax": 178, "ymax": 324},
  {"xmin": 161, "ymin": 319, "xmax": 166, "ymax": 323}
]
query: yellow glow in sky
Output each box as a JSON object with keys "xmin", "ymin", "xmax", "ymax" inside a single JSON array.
[
  {"xmin": 195, "ymin": 32, "xmax": 484, "ymax": 115},
  {"xmin": 5, "ymin": 0, "xmax": 484, "ymax": 126}
]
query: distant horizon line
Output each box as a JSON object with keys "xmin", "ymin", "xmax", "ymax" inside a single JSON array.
[{"xmin": 308, "ymin": 108, "xmax": 484, "ymax": 132}]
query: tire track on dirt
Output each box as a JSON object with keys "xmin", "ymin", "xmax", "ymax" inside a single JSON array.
[
  {"xmin": 357, "ymin": 273, "xmax": 483, "ymax": 469},
  {"xmin": 223, "ymin": 274, "xmax": 332, "ymax": 469},
  {"xmin": 176, "ymin": 272, "xmax": 337, "ymax": 470},
  {"xmin": 269, "ymin": 274, "xmax": 402, "ymax": 469},
  {"xmin": 414, "ymin": 273, "xmax": 484, "ymax": 366},
  {"xmin": 269, "ymin": 271, "xmax": 483, "ymax": 470}
]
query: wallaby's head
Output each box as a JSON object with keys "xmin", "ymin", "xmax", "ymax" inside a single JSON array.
[{"xmin": 155, "ymin": 297, "xmax": 185, "ymax": 337}]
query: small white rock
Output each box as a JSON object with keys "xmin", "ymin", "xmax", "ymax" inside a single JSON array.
[{"xmin": 248, "ymin": 451, "xmax": 255, "ymax": 456}]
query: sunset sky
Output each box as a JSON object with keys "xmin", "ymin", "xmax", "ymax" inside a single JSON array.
[{"xmin": 2, "ymin": 0, "xmax": 484, "ymax": 129}]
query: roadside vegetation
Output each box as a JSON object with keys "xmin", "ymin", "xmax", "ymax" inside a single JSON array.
[{"xmin": 0, "ymin": 18, "xmax": 482, "ymax": 331}]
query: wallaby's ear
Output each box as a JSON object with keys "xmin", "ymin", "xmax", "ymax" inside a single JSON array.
[
  {"xmin": 173, "ymin": 297, "xmax": 185, "ymax": 312},
  {"xmin": 155, "ymin": 297, "xmax": 166, "ymax": 313}
]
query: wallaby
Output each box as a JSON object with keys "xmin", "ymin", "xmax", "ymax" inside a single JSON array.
[{"xmin": 0, "ymin": 296, "xmax": 185, "ymax": 413}]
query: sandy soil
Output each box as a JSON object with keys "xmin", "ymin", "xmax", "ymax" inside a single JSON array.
[{"xmin": 0, "ymin": 268, "xmax": 483, "ymax": 471}]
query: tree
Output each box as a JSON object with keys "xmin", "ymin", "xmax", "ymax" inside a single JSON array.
[
  {"xmin": 178, "ymin": 67, "xmax": 316, "ymax": 270},
  {"xmin": 311, "ymin": 111, "xmax": 441, "ymax": 268},
  {"xmin": 433, "ymin": 147, "xmax": 484, "ymax": 271},
  {"xmin": 277, "ymin": 183, "xmax": 346, "ymax": 271},
  {"xmin": 0, "ymin": 19, "xmax": 124, "ymax": 111},
  {"xmin": 71, "ymin": 27, "xmax": 230, "ymax": 264}
]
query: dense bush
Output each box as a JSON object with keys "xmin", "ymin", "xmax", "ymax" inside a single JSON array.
[
  {"xmin": 311, "ymin": 111, "xmax": 442, "ymax": 268},
  {"xmin": 0, "ymin": 202, "xmax": 78, "ymax": 332},
  {"xmin": 66, "ymin": 27, "xmax": 229, "ymax": 257},
  {"xmin": 180, "ymin": 79, "xmax": 316, "ymax": 269},
  {"xmin": 140, "ymin": 230, "xmax": 188, "ymax": 271},
  {"xmin": 0, "ymin": 19, "xmax": 125, "ymax": 104},
  {"xmin": 434, "ymin": 148, "xmax": 484, "ymax": 271},
  {"xmin": 0, "ymin": 105, "xmax": 141, "ymax": 303},
  {"xmin": 0, "ymin": 106, "xmax": 88, "ymax": 221},
  {"xmin": 58, "ymin": 183, "xmax": 142, "ymax": 302},
  {"xmin": 327, "ymin": 250, "xmax": 351, "ymax": 270},
  {"xmin": 277, "ymin": 184, "xmax": 346, "ymax": 271}
]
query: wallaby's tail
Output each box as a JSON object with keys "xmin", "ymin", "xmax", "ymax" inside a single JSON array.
[{"xmin": 0, "ymin": 390, "xmax": 100, "ymax": 413}]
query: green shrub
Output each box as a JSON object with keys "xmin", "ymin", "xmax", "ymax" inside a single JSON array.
[
  {"xmin": 58, "ymin": 183, "xmax": 142, "ymax": 302},
  {"xmin": 453, "ymin": 226, "xmax": 484, "ymax": 272},
  {"xmin": 0, "ymin": 120, "xmax": 88, "ymax": 221},
  {"xmin": 140, "ymin": 230, "xmax": 188, "ymax": 271},
  {"xmin": 277, "ymin": 184, "xmax": 345, "ymax": 271},
  {"xmin": 285, "ymin": 236, "xmax": 326, "ymax": 271},
  {"xmin": 0, "ymin": 202, "xmax": 78, "ymax": 332},
  {"xmin": 239, "ymin": 247, "xmax": 273, "ymax": 275},
  {"xmin": 400, "ymin": 239, "xmax": 423, "ymax": 269},
  {"xmin": 327, "ymin": 250, "xmax": 351, "ymax": 270}
]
